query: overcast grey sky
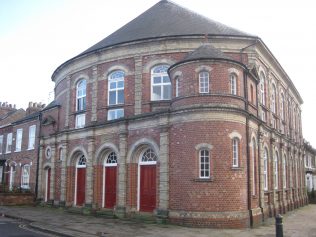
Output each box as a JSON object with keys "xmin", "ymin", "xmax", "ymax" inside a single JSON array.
[{"xmin": 0, "ymin": 0, "xmax": 315, "ymax": 146}]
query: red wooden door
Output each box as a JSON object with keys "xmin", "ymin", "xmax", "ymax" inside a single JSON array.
[
  {"xmin": 46, "ymin": 168, "xmax": 51, "ymax": 201},
  {"xmin": 140, "ymin": 165, "xmax": 156, "ymax": 212},
  {"xmin": 76, "ymin": 168, "xmax": 86, "ymax": 206},
  {"xmin": 104, "ymin": 166, "xmax": 117, "ymax": 208}
]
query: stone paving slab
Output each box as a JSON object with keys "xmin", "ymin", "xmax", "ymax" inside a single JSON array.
[{"xmin": 1, "ymin": 205, "xmax": 316, "ymax": 237}]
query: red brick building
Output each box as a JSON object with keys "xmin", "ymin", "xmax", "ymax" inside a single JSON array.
[{"xmin": 38, "ymin": 0, "xmax": 308, "ymax": 228}]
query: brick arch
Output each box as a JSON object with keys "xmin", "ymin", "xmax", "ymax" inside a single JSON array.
[
  {"xmin": 67, "ymin": 146, "xmax": 89, "ymax": 167},
  {"xmin": 127, "ymin": 138, "xmax": 159, "ymax": 164},
  {"xmin": 95, "ymin": 143, "xmax": 120, "ymax": 165},
  {"xmin": 72, "ymin": 74, "xmax": 89, "ymax": 89},
  {"xmin": 143, "ymin": 59, "xmax": 176, "ymax": 73},
  {"xmin": 104, "ymin": 65, "xmax": 132, "ymax": 79}
]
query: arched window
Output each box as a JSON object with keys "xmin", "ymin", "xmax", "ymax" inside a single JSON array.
[
  {"xmin": 274, "ymin": 151, "xmax": 279, "ymax": 189},
  {"xmin": 283, "ymin": 154, "xmax": 287, "ymax": 188},
  {"xmin": 105, "ymin": 152, "xmax": 118, "ymax": 166},
  {"xmin": 199, "ymin": 149, "xmax": 210, "ymax": 178},
  {"xmin": 250, "ymin": 84, "xmax": 254, "ymax": 104},
  {"xmin": 108, "ymin": 71, "xmax": 124, "ymax": 105},
  {"xmin": 175, "ymin": 77, "xmax": 179, "ymax": 97},
  {"xmin": 271, "ymin": 84, "xmax": 276, "ymax": 113},
  {"xmin": 263, "ymin": 148, "xmax": 268, "ymax": 190},
  {"xmin": 252, "ymin": 138, "xmax": 256, "ymax": 195},
  {"xmin": 59, "ymin": 148, "xmax": 64, "ymax": 161},
  {"xmin": 76, "ymin": 79, "xmax": 86, "ymax": 111},
  {"xmin": 259, "ymin": 72, "xmax": 266, "ymax": 106},
  {"xmin": 229, "ymin": 74, "xmax": 237, "ymax": 95},
  {"xmin": 77, "ymin": 155, "xmax": 86, "ymax": 167},
  {"xmin": 280, "ymin": 93, "xmax": 285, "ymax": 120},
  {"xmin": 151, "ymin": 65, "xmax": 171, "ymax": 101},
  {"xmin": 21, "ymin": 164, "xmax": 30, "ymax": 189},
  {"xmin": 199, "ymin": 71, "xmax": 209, "ymax": 93},
  {"xmin": 232, "ymin": 138, "xmax": 239, "ymax": 167},
  {"xmin": 141, "ymin": 148, "xmax": 157, "ymax": 163}
]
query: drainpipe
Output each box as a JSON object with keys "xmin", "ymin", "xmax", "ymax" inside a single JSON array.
[{"xmin": 35, "ymin": 112, "xmax": 43, "ymax": 201}]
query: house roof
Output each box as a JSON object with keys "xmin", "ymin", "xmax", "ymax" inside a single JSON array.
[
  {"xmin": 183, "ymin": 44, "xmax": 232, "ymax": 62},
  {"xmin": 79, "ymin": 0, "xmax": 254, "ymax": 57}
]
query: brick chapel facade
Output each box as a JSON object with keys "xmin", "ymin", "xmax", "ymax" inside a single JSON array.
[{"xmin": 36, "ymin": 0, "xmax": 309, "ymax": 228}]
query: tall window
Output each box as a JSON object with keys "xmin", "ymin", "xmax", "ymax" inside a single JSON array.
[
  {"xmin": 271, "ymin": 84, "xmax": 276, "ymax": 113},
  {"xmin": 252, "ymin": 138, "xmax": 256, "ymax": 195},
  {"xmin": 21, "ymin": 165, "xmax": 30, "ymax": 189},
  {"xmin": 0, "ymin": 135, "xmax": 3, "ymax": 154},
  {"xmin": 76, "ymin": 79, "xmax": 86, "ymax": 111},
  {"xmin": 283, "ymin": 155, "xmax": 287, "ymax": 188},
  {"xmin": 199, "ymin": 149, "xmax": 210, "ymax": 178},
  {"xmin": 108, "ymin": 71, "xmax": 124, "ymax": 105},
  {"xmin": 151, "ymin": 65, "xmax": 171, "ymax": 101},
  {"xmin": 15, "ymin": 129, "xmax": 23, "ymax": 152},
  {"xmin": 274, "ymin": 151, "xmax": 279, "ymax": 189},
  {"xmin": 280, "ymin": 94, "xmax": 285, "ymax": 120},
  {"xmin": 263, "ymin": 148, "xmax": 268, "ymax": 190},
  {"xmin": 199, "ymin": 71, "xmax": 209, "ymax": 93},
  {"xmin": 175, "ymin": 77, "xmax": 179, "ymax": 97},
  {"xmin": 229, "ymin": 74, "xmax": 237, "ymax": 95},
  {"xmin": 6, "ymin": 133, "xmax": 12, "ymax": 153},
  {"xmin": 250, "ymin": 84, "xmax": 254, "ymax": 103},
  {"xmin": 232, "ymin": 138, "xmax": 239, "ymax": 167},
  {"xmin": 259, "ymin": 72, "xmax": 266, "ymax": 106},
  {"xmin": 28, "ymin": 125, "xmax": 36, "ymax": 150},
  {"xmin": 59, "ymin": 148, "xmax": 64, "ymax": 161}
]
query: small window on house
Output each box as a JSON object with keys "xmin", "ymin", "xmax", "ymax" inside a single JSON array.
[
  {"xmin": 229, "ymin": 74, "xmax": 237, "ymax": 95},
  {"xmin": 259, "ymin": 72, "xmax": 266, "ymax": 106},
  {"xmin": 105, "ymin": 152, "xmax": 118, "ymax": 166},
  {"xmin": 199, "ymin": 149, "xmax": 210, "ymax": 178},
  {"xmin": 15, "ymin": 129, "xmax": 23, "ymax": 152},
  {"xmin": 59, "ymin": 148, "xmax": 64, "ymax": 161},
  {"xmin": 108, "ymin": 71, "xmax": 124, "ymax": 105},
  {"xmin": 141, "ymin": 148, "xmax": 158, "ymax": 163},
  {"xmin": 108, "ymin": 108, "xmax": 124, "ymax": 121},
  {"xmin": 175, "ymin": 77, "xmax": 179, "ymax": 97},
  {"xmin": 75, "ymin": 113, "xmax": 85, "ymax": 128},
  {"xmin": 280, "ymin": 94, "xmax": 285, "ymax": 120},
  {"xmin": 21, "ymin": 165, "xmax": 30, "ymax": 189},
  {"xmin": 199, "ymin": 71, "xmax": 209, "ymax": 93},
  {"xmin": 76, "ymin": 79, "xmax": 86, "ymax": 111},
  {"xmin": 271, "ymin": 84, "xmax": 277, "ymax": 113},
  {"xmin": 232, "ymin": 138, "xmax": 239, "ymax": 167},
  {"xmin": 0, "ymin": 135, "xmax": 3, "ymax": 154},
  {"xmin": 28, "ymin": 125, "xmax": 36, "ymax": 150},
  {"xmin": 250, "ymin": 84, "xmax": 254, "ymax": 104},
  {"xmin": 263, "ymin": 148, "xmax": 268, "ymax": 191},
  {"xmin": 6, "ymin": 133, "xmax": 12, "ymax": 153},
  {"xmin": 151, "ymin": 65, "xmax": 171, "ymax": 101}
]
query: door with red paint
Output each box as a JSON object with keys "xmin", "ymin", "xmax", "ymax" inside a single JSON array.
[
  {"xmin": 104, "ymin": 166, "xmax": 117, "ymax": 208},
  {"xmin": 140, "ymin": 165, "xmax": 156, "ymax": 212},
  {"xmin": 46, "ymin": 168, "xmax": 51, "ymax": 202},
  {"xmin": 76, "ymin": 168, "xmax": 86, "ymax": 206}
]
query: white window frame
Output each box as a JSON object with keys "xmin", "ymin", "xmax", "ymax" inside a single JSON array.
[
  {"xmin": 232, "ymin": 138, "xmax": 239, "ymax": 167},
  {"xmin": 230, "ymin": 73, "xmax": 237, "ymax": 95},
  {"xmin": 75, "ymin": 113, "xmax": 85, "ymax": 128},
  {"xmin": 199, "ymin": 71, "xmax": 209, "ymax": 93},
  {"xmin": 21, "ymin": 164, "xmax": 30, "ymax": 189},
  {"xmin": 271, "ymin": 84, "xmax": 276, "ymax": 113},
  {"xmin": 28, "ymin": 125, "xmax": 36, "ymax": 150},
  {"xmin": 252, "ymin": 139, "xmax": 256, "ymax": 195},
  {"xmin": 108, "ymin": 108, "xmax": 124, "ymax": 121},
  {"xmin": 175, "ymin": 77, "xmax": 179, "ymax": 97},
  {"xmin": 151, "ymin": 65, "xmax": 171, "ymax": 101},
  {"xmin": 280, "ymin": 94, "xmax": 285, "ymax": 120},
  {"xmin": 108, "ymin": 71, "xmax": 124, "ymax": 105},
  {"xmin": 274, "ymin": 151, "xmax": 279, "ymax": 190},
  {"xmin": 0, "ymin": 135, "xmax": 3, "ymax": 154},
  {"xmin": 263, "ymin": 148, "xmax": 268, "ymax": 191},
  {"xmin": 283, "ymin": 155, "xmax": 287, "ymax": 189},
  {"xmin": 260, "ymin": 72, "xmax": 266, "ymax": 106},
  {"xmin": 6, "ymin": 133, "xmax": 12, "ymax": 153},
  {"xmin": 15, "ymin": 128, "xmax": 23, "ymax": 152},
  {"xmin": 199, "ymin": 149, "xmax": 210, "ymax": 178},
  {"xmin": 76, "ymin": 79, "xmax": 86, "ymax": 111}
]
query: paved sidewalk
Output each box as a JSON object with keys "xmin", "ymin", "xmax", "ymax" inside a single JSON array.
[{"xmin": 1, "ymin": 205, "xmax": 316, "ymax": 237}]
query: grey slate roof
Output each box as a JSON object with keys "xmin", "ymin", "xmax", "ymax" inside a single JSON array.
[
  {"xmin": 79, "ymin": 0, "xmax": 254, "ymax": 56},
  {"xmin": 183, "ymin": 44, "xmax": 232, "ymax": 62}
]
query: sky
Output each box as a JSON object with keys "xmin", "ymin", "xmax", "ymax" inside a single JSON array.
[{"xmin": 0, "ymin": 0, "xmax": 315, "ymax": 146}]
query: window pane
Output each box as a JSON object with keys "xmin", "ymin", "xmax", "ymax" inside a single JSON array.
[
  {"xmin": 163, "ymin": 85, "xmax": 171, "ymax": 99},
  {"xmin": 163, "ymin": 76, "xmax": 170, "ymax": 83},
  {"xmin": 109, "ymin": 91, "xmax": 116, "ymax": 105},
  {"xmin": 153, "ymin": 77, "xmax": 161, "ymax": 84},
  {"xmin": 117, "ymin": 80, "xmax": 124, "ymax": 88},
  {"xmin": 110, "ymin": 81, "xmax": 117, "ymax": 90},
  {"xmin": 117, "ymin": 90, "xmax": 124, "ymax": 104},
  {"xmin": 152, "ymin": 86, "xmax": 161, "ymax": 100},
  {"xmin": 117, "ymin": 109, "xmax": 124, "ymax": 119}
]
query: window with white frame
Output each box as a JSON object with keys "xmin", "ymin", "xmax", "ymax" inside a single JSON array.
[
  {"xmin": 105, "ymin": 152, "xmax": 118, "ymax": 165},
  {"xmin": 263, "ymin": 148, "xmax": 268, "ymax": 190},
  {"xmin": 271, "ymin": 84, "xmax": 276, "ymax": 113},
  {"xmin": 280, "ymin": 94, "xmax": 285, "ymax": 120},
  {"xmin": 59, "ymin": 148, "xmax": 64, "ymax": 161},
  {"xmin": 232, "ymin": 138, "xmax": 239, "ymax": 167},
  {"xmin": 261, "ymin": 110, "xmax": 266, "ymax": 122},
  {"xmin": 283, "ymin": 155, "xmax": 287, "ymax": 188},
  {"xmin": 108, "ymin": 71, "xmax": 124, "ymax": 105},
  {"xmin": 76, "ymin": 79, "xmax": 86, "ymax": 111},
  {"xmin": 151, "ymin": 65, "xmax": 171, "ymax": 101},
  {"xmin": 199, "ymin": 71, "xmax": 209, "ymax": 93},
  {"xmin": 15, "ymin": 129, "xmax": 23, "ymax": 152},
  {"xmin": 108, "ymin": 108, "xmax": 124, "ymax": 121},
  {"xmin": 259, "ymin": 72, "xmax": 266, "ymax": 106},
  {"xmin": 0, "ymin": 135, "xmax": 3, "ymax": 154},
  {"xmin": 229, "ymin": 73, "xmax": 237, "ymax": 95},
  {"xmin": 175, "ymin": 77, "xmax": 179, "ymax": 97},
  {"xmin": 75, "ymin": 113, "xmax": 85, "ymax": 128},
  {"xmin": 141, "ymin": 148, "xmax": 157, "ymax": 163},
  {"xmin": 28, "ymin": 125, "xmax": 36, "ymax": 150},
  {"xmin": 6, "ymin": 133, "xmax": 12, "ymax": 153},
  {"xmin": 21, "ymin": 165, "xmax": 30, "ymax": 189},
  {"xmin": 199, "ymin": 149, "xmax": 210, "ymax": 178},
  {"xmin": 252, "ymin": 138, "xmax": 256, "ymax": 195},
  {"xmin": 274, "ymin": 151, "xmax": 279, "ymax": 189}
]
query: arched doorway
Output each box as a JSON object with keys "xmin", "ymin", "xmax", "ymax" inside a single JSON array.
[
  {"xmin": 45, "ymin": 167, "xmax": 51, "ymax": 202},
  {"xmin": 138, "ymin": 148, "xmax": 157, "ymax": 212},
  {"xmin": 103, "ymin": 152, "xmax": 117, "ymax": 208},
  {"xmin": 75, "ymin": 155, "xmax": 86, "ymax": 206}
]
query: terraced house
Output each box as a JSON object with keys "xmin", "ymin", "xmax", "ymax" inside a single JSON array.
[{"xmin": 33, "ymin": 0, "xmax": 310, "ymax": 228}]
